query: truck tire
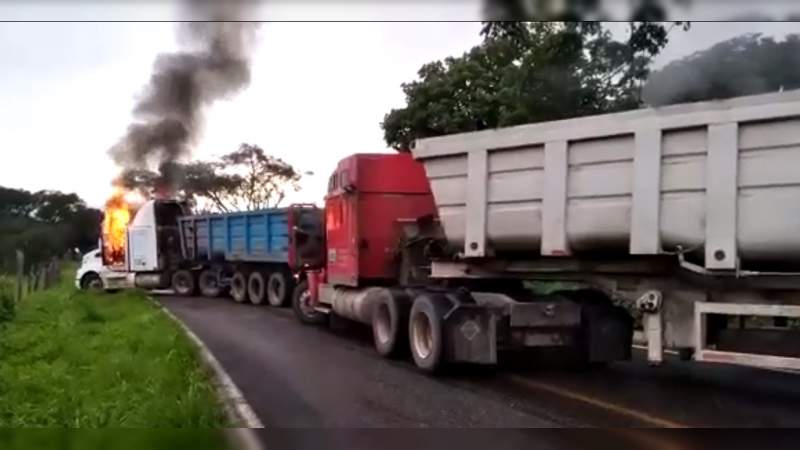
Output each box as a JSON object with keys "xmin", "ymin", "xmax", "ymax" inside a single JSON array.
[
  {"xmin": 172, "ymin": 270, "xmax": 197, "ymax": 297},
  {"xmin": 80, "ymin": 272, "xmax": 103, "ymax": 291},
  {"xmin": 230, "ymin": 270, "xmax": 249, "ymax": 303},
  {"xmin": 372, "ymin": 290, "xmax": 410, "ymax": 358},
  {"xmin": 248, "ymin": 271, "xmax": 267, "ymax": 305},
  {"xmin": 198, "ymin": 269, "xmax": 222, "ymax": 298},
  {"xmin": 267, "ymin": 270, "xmax": 294, "ymax": 307},
  {"xmin": 292, "ymin": 279, "xmax": 326, "ymax": 325},
  {"xmin": 409, "ymin": 294, "xmax": 449, "ymax": 373}
]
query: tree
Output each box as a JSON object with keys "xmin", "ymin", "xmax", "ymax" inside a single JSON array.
[
  {"xmin": 220, "ymin": 144, "xmax": 305, "ymax": 211},
  {"xmin": 119, "ymin": 143, "xmax": 307, "ymax": 213},
  {"xmin": 382, "ymin": 21, "xmax": 686, "ymax": 150},
  {"xmin": 31, "ymin": 190, "xmax": 86, "ymax": 223},
  {"xmin": 0, "ymin": 185, "xmax": 101, "ymax": 271},
  {"xmin": 0, "ymin": 187, "xmax": 35, "ymax": 217},
  {"xmin": 643, "ymin": 33, "xmax": 800, "ymax": 107}
]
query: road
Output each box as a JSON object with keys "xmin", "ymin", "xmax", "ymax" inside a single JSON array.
[{"xmin": 159, "ymin": 295, "xmax": 800, "ymax": 432}]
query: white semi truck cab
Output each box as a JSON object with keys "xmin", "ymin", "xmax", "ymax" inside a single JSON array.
[{"xmin": 100, "ymin": 199, "xmax": 189, "ymax": 291}]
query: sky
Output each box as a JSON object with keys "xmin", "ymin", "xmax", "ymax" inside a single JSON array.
[{"xmin": 0, "ymin": 3, "xmax": 798, "ymax": 209}]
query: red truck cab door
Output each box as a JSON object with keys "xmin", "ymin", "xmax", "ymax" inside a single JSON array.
[
  {"xmin": 287, "ymin": 204, "xmax": 326, "ymax": 271},
  {"xmin": 325, "ymin": 167, "xmax": 359, "ymax": 286}
]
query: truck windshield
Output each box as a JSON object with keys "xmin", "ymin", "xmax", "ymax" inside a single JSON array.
[{"xmin": 155, "ymin": 202, "xmax": 187, "ymax": 227}]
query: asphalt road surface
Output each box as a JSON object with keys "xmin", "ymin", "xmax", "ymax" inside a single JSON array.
[{"xmin": 159, "ymin": 295, "xmax": 800, "ymax": 434}]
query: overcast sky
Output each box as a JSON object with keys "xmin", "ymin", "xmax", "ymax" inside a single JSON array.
[{"xmin": 0, "ymin": 5, "xmax": 798, "ymax": 208}]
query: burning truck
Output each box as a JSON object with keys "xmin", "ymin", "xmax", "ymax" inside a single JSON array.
[
  {"xmin": 97, "ymin": 188, "xmax": 324, "ymax": 307},
  {"xmin": 98, "ymin": 188, "xmax": 188, "ymax": 291}
]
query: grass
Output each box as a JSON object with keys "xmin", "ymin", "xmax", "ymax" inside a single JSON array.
[{"xmin": 0, "ymin": 265, "xmax": 231, "ymax": 428}]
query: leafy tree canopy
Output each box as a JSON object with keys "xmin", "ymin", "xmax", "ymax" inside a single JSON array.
[
  {"xmin": 0, "ymin": 186, "xmax": 101, "ymax": 271},
  {"xmin": 382, "ymin": 21, "xmax": 687, "ymax": 150},
  {"xmin": 120, "ymin": 143, "xmax": 308, "ymax": 213}
]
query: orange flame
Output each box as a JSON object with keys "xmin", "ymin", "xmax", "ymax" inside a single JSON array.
[{"xmin": 101, "ymin": 186, "xmax": 139, "ymax": 267}]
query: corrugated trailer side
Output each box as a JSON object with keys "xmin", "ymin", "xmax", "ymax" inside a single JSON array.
[
  {"xmin": 413, "ymin": 90, "xmax": 800, "ymax": 271},
  {"xmin": 179, "ymin": 209, "xmax": 290, "ymax": 264},
  {"xmin": 175, "ymin": 207, "xmax": 302, "ymax": 307}
]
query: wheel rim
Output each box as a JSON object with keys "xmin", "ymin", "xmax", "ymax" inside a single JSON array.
[
  {"xmin": 232, "ymin": 275, "xmax": 246, "ymax": 300},
  {"xmin": 87, "ymin": 277, "xmax": 102, "ymax": 290},
  {"xmin": 299, "ymin": 289, "xmax": 316, "ymax": 317},
  {"xmin": 411, "ymin": 311, "xmax": 434, "ymax": 359},
  {"xmin": 268, "ymin": 276, "xmax": 284, "ymax": 304},
  {"xmin": 250, "ymin": 276, "xmax": 264, "ymax": 303},
  {"xmin": 203, "ymin": 274, "xmax": 217, "ymax": 289},
  {"xmin": 375, "ymin": 303, "xmax": 392, "ymax": 344}
]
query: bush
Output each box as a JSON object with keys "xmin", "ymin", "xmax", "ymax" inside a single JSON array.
[{"xmin": 0, "ymin": 276, "xmax": 15, "ymax": 324}]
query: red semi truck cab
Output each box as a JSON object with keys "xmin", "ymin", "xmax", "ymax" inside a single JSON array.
[
  {"xmin": 322, "ymin": 152, "xmax": 437, "ymax": 287},
  {"xmin": 292, "ymin": 151, "xmax": 632, "ymax": 372}
]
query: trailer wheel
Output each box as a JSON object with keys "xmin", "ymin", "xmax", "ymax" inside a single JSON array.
[
  {"xmin": 372, "ymin": 290, "xmax": 410, "ymax": 358},
  {"xmin": 409, "ymin": 294, "xmax": 449, "ymax": 373},
  {"xmin": 172, "ymin": 270, "xmax": 196, "ymax": 297},
  {"xmin": 267, "ymin": 270, "xmax": 294, "ymax": 307},
  {"xmin": 230, "ymin": 270, "xmax": 249, "ymax": 303},
  {"xmin": 292, "ymin": 279, "xmax": 326, "ymax": 325},
  {"xmin": 247, "ymin": 271, "xmax": 268, "ymax": 305},
  {"xmin": 198, "ymin": 269, "xmax": 222, "ymax": 298}
]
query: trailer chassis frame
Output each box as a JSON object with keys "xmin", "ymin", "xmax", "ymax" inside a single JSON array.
[{"xmin": 430, "ymin": 257, "xmax": 800, "ymax": 372}]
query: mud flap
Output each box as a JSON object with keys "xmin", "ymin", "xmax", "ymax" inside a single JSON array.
[
  {"xmin": 442, "ymin": 305, "xmax": 498, "ymax": 364},
  {"xmin": 583, "ymin": 305, "xmax": 633, "ymax": 363}
]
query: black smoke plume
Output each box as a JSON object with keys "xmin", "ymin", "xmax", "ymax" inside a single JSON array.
[{"xmin": 110, "ymin": 0, "xmax": 257, "ymax": 195}]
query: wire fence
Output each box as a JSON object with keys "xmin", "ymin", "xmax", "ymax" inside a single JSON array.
[{"xmin": 0, "ymin": 250, "xmax": 64, "ymax": 324}]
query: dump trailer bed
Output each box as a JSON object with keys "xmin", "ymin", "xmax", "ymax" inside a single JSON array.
[
  {"xmin": 413, "ymin": 90, "xmax": 800, "ymax": 271},
  {"xmin": 179, "ymin": 209, "xmax": 291, "ymax": 264},
  {"xmin": 175, "ymin": 205, "xmax": 325, "ymax": 305},
  {"xmin": 411, "ymin": 90, "xmax": 800, "ymax": 372}
]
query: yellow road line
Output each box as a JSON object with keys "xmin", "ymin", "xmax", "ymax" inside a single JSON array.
[
  {"xmin": 505, "ymin": 375, "xmax": 688, "ymax": 428},
  {"xmin": 611, "ymin": 429, "xmax": 694, "ymax": 450}
]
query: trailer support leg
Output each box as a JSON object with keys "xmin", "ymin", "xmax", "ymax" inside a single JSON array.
[
  {"xmin": 637, "ymin": 290, "xmax": 664, "ymax": 367},
  {"xmin": 644, "ymin": 311, "xmax": 664, "ymax": 366}
]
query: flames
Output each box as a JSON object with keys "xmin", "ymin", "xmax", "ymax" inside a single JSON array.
[{"xmin": 101, "ymin": 186, "xmax": 144, "ymax": 267}]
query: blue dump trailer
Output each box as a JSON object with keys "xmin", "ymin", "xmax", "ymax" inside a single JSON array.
[{"xmin": 172, "ymin": 204, "xmax": 325, "ymax": 307}]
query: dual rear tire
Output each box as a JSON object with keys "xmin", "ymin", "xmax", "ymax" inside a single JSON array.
[
  {"xmin": 231, "ymin": 267, "xmax": 294, "ymax": 306},
  {"xmin": 198, "ymin": 269, "xmax": 222, "ymax": 298},
  {"xmin": 371, "ymin": 290, "xmax": 411, "ymax": 358},
  {"xmin": 407, "ymin": 294, "xmax": 449, "ymax": 373},
  {"xmin": 230, "ymin": 270, "xmax": 249, "ymax": 303},
  {"xmin": 369, "ymin": 290, "xmax": 449, "ymax": 373},
  {"xmin": 172, "ymin": 270, "xmax": 197, "ymax": 296}
]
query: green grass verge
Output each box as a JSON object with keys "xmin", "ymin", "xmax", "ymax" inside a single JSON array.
[{"xmin": 0, "ymin": 267, "xmax": 231, "ymax": 428}]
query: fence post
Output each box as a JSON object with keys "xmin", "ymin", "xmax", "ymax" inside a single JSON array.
[
  {"xmin": 15, "ymin": 250, "xmax": 24, "ymax": 303},
  {"xmin": 44, "ymin": 261, "xmax": 51, "ymax": 289},
  {"xmin": 49, "ymin": 259, "xmax": 58, "ymax": 287},
  {"xmin": 54, "ymin": 258, "xmax": 61, "ymax": 284},
  {"xmin": 43, "ymin": 263, "xmax": 49, "ymax": 290},
  {"xmin": 38, "ymin": 265, "xmax": 46, "ymax": 291}
]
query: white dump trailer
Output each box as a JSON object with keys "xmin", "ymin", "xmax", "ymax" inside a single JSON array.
[{"xmin": 412, "ymin": 90, "xmax": 800, "ymax": 371}]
